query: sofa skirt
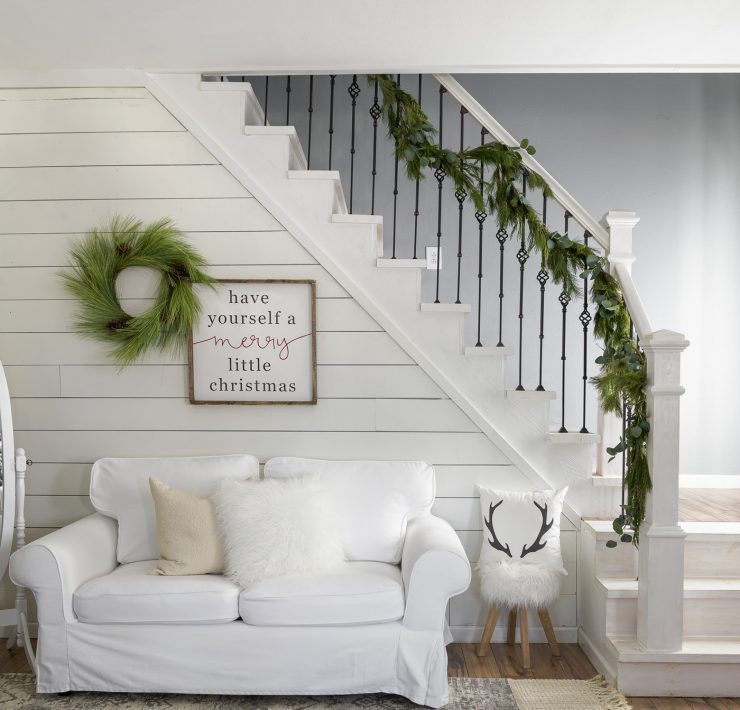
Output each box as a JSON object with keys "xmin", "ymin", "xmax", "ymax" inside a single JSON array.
[{"xmin": 37, "ymin": 620, "xmax": 450, "ymax": 707}]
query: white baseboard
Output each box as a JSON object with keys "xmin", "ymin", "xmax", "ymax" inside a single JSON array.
[
  {"xmin": 679, "ymin": 475, "xmax": 740, "ymax": 489},
  {"xmin": 0, "ymin": 622, "xmax": 37, "ymax": 639},
  {"xmin": 450, "ymin": 625, "xmax": 577, "ymax": 644},
  {"xmin": 578, "ymin": 627, "xmax": 617, "ymax": 683}
]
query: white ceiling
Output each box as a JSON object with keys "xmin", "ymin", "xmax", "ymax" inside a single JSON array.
[{"xmin": 3, "ymin": 0, "xmax": 740, "ymax": 73}]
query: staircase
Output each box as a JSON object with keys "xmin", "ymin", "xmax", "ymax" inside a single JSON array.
[
  {"xmin": 141, "ymin": 71, "xmax": 739, "ymax": 696},
  {"xmin": 581, "ymin": 519, "xmax": 740, "ymax": 695}
]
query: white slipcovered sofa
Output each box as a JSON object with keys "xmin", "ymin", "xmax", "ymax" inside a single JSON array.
[{"xmin": 10, "ymin": 454, "xmax": 471, "ymax": 707}]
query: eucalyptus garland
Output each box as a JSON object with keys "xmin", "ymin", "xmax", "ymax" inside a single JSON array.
[
  {"xmin": 62, "ymin": 216, "xmax": 214, "ymax": 366},
  {"xmin": 369, "ymin": 75, "xmax": 649, "ymax": 545}
]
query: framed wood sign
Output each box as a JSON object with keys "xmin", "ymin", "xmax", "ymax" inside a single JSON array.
[{"xmin": 189, "ymin": 279, "xmax": 317, "ymax": 405}]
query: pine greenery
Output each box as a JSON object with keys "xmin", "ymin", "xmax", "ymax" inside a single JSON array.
[
  {"xmin": 369, "ymin": 74, "xmax": 649, "ymax": 545},
  {"xmin": 61, "ymin": 216, "xmax": 214, "ymax": 367}
]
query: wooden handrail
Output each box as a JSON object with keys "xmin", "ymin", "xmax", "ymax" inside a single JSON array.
[{"xmin": 433, "ymin": 73, "xmax": 609, "ymax": 251}]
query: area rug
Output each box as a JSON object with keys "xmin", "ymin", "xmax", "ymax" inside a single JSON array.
[{"xmin": 0, "ymin": 674, "xmax": 630, "ymax": 709}]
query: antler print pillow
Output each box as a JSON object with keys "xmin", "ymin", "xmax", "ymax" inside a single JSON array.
[{"xmin": 477, "ymin": 487, "xmax": 568, "ymax": 572}]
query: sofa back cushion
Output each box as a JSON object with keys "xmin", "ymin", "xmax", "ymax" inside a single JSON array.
[
  {"xmin": 90, "ymin": 455, "xmax": 259, "ymax": 564},
  {"xmin": 263, "ymin": 457, "xmax": 435, "ymax": 563}
]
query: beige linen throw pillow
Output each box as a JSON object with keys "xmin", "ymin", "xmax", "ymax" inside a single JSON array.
[{"xmin": 149, "ymin": 477, "xmax": 224, "ymax": 575}]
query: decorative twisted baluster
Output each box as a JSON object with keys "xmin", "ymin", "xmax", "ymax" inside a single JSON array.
[
  {"xmin": 475, "ymin": 128, "xmax": 487, "ymax": 347},
  {"xmin": 515, "ymin": 171, "xmax": 530, "ymax": 390},
  {"xmin": 392, "ymin": 75, "xmax": 401, "ymax": 259},
  {"xmin": 455, "ymin": 106, "xmax": 467, "ymax": 303},
  {"xmin": 306, "ymin": 75, "xmax": 314, "ymax": 169},
  {"xmin": 369, "ymin": 78, "xmax": 381, "ymax": 214},
  {"xmin": 535, "ymin": 194, "xmax": 549, "ymax": 391},
  {"xmin": 347, "ymin": 75, "xmax": 360, "ymax": 213},
  {"xmin": 558, "ymin": 211, "xmax": 572, "ymax": 432},
  {"xmin": 580, "ymin": 230, "xmax": 593, "ymax": 432},
  {"xmin": 496, "ymin": 227, "xmax": 507, "ymax": 347},
  {"xmin": 328, "ymin": 75, "xmax": 336, "ymax": 169},
  {"xmin": 412, "ymin": 74, "xmax": 422, "ymax": 260},
  {"xmin": 434, "ymin": 85, "xmax": 447, "ymax": 303}
]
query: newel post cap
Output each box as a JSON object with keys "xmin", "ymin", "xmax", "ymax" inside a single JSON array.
[
  {"xmin": 602, "ymin": 211, "xmax": 641, "ymax": 230},
  {"xmin": 641, "ymin": 329, "xmax": 690, "ymax": 351}
]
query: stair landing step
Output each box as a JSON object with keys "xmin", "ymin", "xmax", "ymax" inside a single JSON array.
[
  {"xmin": 420, "ymin": 303, "xmax": 471, "ymax": 313},
  {"xmin": 610, "ymin": 634, "xmax": 740, "ymax": 663},
  {"xmin": 598, "ymin": 577, "xmax": 740, "ymax": 598},
  {"xmin": 584, "ymin": 519, "xmax": 740, "ymax": 540}
]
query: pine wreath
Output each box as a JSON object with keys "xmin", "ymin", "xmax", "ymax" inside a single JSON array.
[{"xmin": 62, "ymin": 216, "xmax": 214, "ymax": 366}]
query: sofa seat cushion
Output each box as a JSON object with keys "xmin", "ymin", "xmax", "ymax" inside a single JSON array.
[
  {"xmin": 74, "ymin": 561, "xmax": 240, "ymax": 624},
  {"xmin": 239, "ymin": 561, "xmax": 405, "ymax": 627}
]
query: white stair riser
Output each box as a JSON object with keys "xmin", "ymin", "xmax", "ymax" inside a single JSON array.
[
  {"xmin": 591, "ymin": 539, "xmax": 740, "ymax": 580},
  {"xmin": 607, "ymin": 595, "xmax": 740, "ymax": 637}
]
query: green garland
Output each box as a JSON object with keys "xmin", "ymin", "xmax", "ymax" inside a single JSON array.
[
  {"xmin": 370, "ymin": 75, "xmax": 649, "ymax": 545},
  {"xmin": 62, "ymin": 216, "xmax": 214, "ymax": 366}
]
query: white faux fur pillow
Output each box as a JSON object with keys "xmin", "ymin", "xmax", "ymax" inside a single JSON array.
[{"xmin": 211, "ymin": 476, "xmax": 345, "ymax": 589}]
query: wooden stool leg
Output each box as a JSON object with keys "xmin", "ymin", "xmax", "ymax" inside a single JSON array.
[
  {"xmin": 476, "ymin": 606, "xmax": 500, "ymax": 657},
  {"xmin": 507, "ymin": 609, "xmax": 517, "ymax": 646},
  {"xmin": 519, "ymin": 607, "xmax": 530, "ymax": 670},
  {"xmin": 537, "ymin": 608, "xmax": 560, "ymax": 657}
]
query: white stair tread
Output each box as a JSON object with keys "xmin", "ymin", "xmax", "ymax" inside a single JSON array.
[
  {"xmin": 463, "ymin": 346, "xmax": 512, "ymax": 356},
  {"xmin": 200, "ymin": 81, "xmax": 253, "ymax": 92},
  {"xmin": 598, "ymin": 577, "xmax": 740, "ymax": 597},
  {"xmin": 331, "ymin": 213, "xmax": 382, "ymax": 225},
  {"xmin": 584, "ymin": 519, "xmax": 740, "ymax": 540},
  {"xmin": 243, "ymin": 125, "xmax": 296, "ymax": 136},
  {"xmin": 376, "ymin": 258, "xmax": 424, "ymax": 269},
  {"xmin": 506, "ymin": 389, "xmax": 556, "ymax": 400},
  {"xmin": 547, "ymin": 431, "xmax": 600, "ymax": 444},
  {"xmin": 609, "ymin": 634, "xmax": 740, "ymax": 663},
  {"xmin": 420, "ymin": 303, "xmax": 471, "ymax": 313},
  {"xmin": 288, "ymin": 170, "xmax": 341, "ymax": 180}
]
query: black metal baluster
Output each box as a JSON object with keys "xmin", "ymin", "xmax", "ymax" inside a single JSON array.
[
  {"xmin": 535, "ymin": 194, "xmax": 550, "ymax": 390},
  {"xmin": 558, "ymin": 211, "xmax": 572, "ymax": 432},
  {"xmin": 621, "ymin": 397, "xmax": 627, "ymax": 511},
  {"xmin": 392, "ymin": 75, "xmax": 401, "ymax": 258},
  {"xmin": 496, "ymin": 226, "xmax": 507, "ymax": 347},
  {"xmin": 369, "ymin": 78, "xmax": 381, "ymax": 214},
  {"xmin": 475, "ymin": 128, "xmax": 487, "ymax": 347},
  {"xmin": 328, "ymin": 75, "xmax": 336, "ymax": 169},
  {"xmin": 348, "ymin": 75, "xmax": 360, "ymax": 214},
  {"xmin": 263, "ymin": 77, "xmax": 269, "ymax": 126},
  {"xmin": 285, "ymin": 76, "xmax": 292, "ymax": 124},
  {"xmin": 455, "ymin": 106, "xmax": 467, "ymax": 303},
  {"xmin": 580, "ymin": 230, "xmax": 593, "ymax": 432},
  {"xmin": 412, "ymin": 74, "xmax": 422, "ymax": 260},
  {"xmin": 306, "ymin": 75, "xmax": 314, "ymax": 169},
  {"xmin": 515, "ymin": 171, "xmax": 530, "ymax": 389},
  {"xmin": 434, "ymin": 85, "xmax": 447, "ymax": 303}
]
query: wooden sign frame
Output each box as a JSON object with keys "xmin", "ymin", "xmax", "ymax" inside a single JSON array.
[{"xmin": 188, "ymin": 279, "xmax": 317, "ymax": 405}]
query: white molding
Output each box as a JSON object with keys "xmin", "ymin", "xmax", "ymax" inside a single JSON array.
[{"xmin": 450, "ymin": 625, "xmax": 578, "ymax": 644}]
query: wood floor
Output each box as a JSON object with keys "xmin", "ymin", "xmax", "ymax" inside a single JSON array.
[
  {"xmin": 679, "ymin": 489, "xmax": 740, "ymax": 522},
  {"xmin": 2, "ymin": 639, "xmax": 738, "ymax": 708}
]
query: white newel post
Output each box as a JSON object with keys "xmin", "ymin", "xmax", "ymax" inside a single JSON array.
[
  {"xmin": 598, "ymin": 211, "xmax": 640, "ymax": 477},
  {"xmin": 637, "ymin": 329, "xmax": 689, "ymax": 651}
]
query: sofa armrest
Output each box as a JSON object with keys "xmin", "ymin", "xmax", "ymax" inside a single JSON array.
[
  {"xmin": 10, "ymin": 513, "xmax": 118, "ymax": 623},
  {"xmin": 401, "ymin": 514, "xmax": 471, "ymax": 632}
]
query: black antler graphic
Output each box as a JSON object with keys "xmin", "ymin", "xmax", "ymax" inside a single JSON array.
[
  {"xmin": 484, "ymin": 500, "xmax": 512, "ymax": 558},
  {"xmin": 520, "ymin": 500, "xmax": 554, "ymax": 558}
]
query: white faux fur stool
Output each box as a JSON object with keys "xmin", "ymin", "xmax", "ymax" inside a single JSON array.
[
  {"xmin": 475, "ymin": 560, "xmax": 562, "ymax": 668},
  {"xmin": 474, "ymin": 486, "xmax": 568, "ymax": 669}
]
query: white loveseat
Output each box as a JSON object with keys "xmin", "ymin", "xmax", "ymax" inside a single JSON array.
[{"xmin": 10, "ymin": 454, "xmax": 471, "ymax": 707}]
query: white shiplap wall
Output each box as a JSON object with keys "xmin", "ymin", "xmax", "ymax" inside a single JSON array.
[{"xmin": 0, "ymin": 86, "xmax": 576, "ymax": 640}]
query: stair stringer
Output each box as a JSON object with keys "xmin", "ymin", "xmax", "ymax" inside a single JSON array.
[{"xmin": 146, "ymin": 73, "xmax": 614, "ymax": 523}]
